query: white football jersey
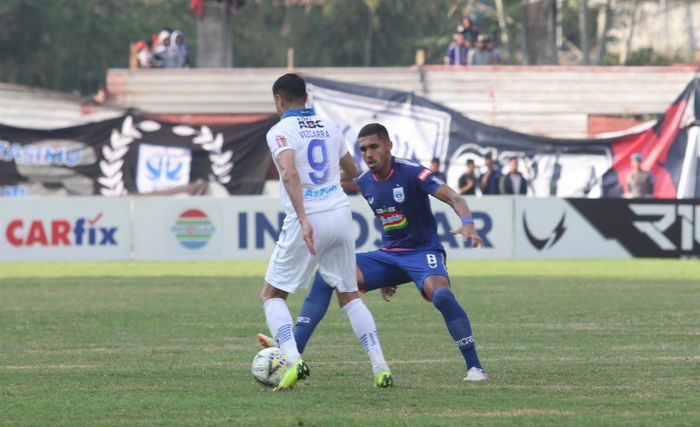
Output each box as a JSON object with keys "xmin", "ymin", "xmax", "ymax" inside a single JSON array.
[{"xmin": 266, "ymin": 109, "xmax": 349, "ymax": 218}]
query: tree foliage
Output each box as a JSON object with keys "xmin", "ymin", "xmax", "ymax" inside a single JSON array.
[
  {"xmin": 0, "ymin": 0, "xmax": 691, "ymax": 95},
  {"xmin": 0, "ymin": 0, "xmax": 194, "ymax": 95}
]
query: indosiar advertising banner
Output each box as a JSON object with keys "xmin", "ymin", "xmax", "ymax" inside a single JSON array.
[
  {"xmin": 0, "ymin": 197, "xmax": 131, "ymax": 260},
  {"xmin": 130, "ymin": 196, "xmax": 514, "ymax": 261}
]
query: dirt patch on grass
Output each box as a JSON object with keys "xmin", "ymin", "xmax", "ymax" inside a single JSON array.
[
  {"xmin": 443, "ymin": 408, "xmax": 575, "ymax": 417},
  {"xmin": 2, "ymin": 364, "xmax": 97, "ymax": 370}
]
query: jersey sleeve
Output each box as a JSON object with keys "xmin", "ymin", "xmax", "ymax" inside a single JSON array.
[
  {"xmin": 414, "ymin": 166, "xmax": 444, "ymax": 195},
  {"xmin": 266, "ymin": 128, "xmax": 295, "ymax": 158}
]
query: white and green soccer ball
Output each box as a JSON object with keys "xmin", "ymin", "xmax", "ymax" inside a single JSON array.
[{"xmin": 251, "ymin": 347, "xmax": 286, "ymax": 387}]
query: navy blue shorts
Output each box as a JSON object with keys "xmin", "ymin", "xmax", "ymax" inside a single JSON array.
[{"xmin": 356, "ymin": 249, "xmax": 449, "ymax": 301}]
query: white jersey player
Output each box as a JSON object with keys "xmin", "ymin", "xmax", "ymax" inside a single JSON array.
[{"xmin": 259, "ymin": 74, "xmax": 392, "ymax": 390}]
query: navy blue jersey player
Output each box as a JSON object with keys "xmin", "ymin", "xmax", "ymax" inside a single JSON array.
[{"xmin": 260, "ymin": 123, "xmax": 487, "ymax": 382}]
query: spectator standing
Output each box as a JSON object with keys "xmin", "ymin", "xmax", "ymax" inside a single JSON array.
[
  {"xmin": 468, "ymin": 34, "xmax": 496, "ymax": 65},
  {"xmin": 170, "ymin": 30, "xmax": 189, "ymax": 67},
  {"xmin": 444, "ymin": 33, "xmax": 468, "ymax": 66},
  {"xmin": 458, "ymin": 14, "xmax": 479, "ymax": 42},
  {"xmin": 457, "ymin": 159, "xmax": 477, "ymax": 195},
  {"xmin": 486, "ymin": 37, "xmax": 503, "ymax": 64},
  {"xmin": 136, "ymin": 39, "xmax": 154, "ymax": 68},
  {"xmin": 429, "ymin": 157, "xmax": 447, "ymax": 182},
  {"xmin": 499, "ymin": 157, "xmax": 528, "ymax": 195},
  {"xmin": 625, "ymin": 153, "xmax": 654, "ymax": 198},
  {"xmin": 479, "ymin": 152, "xmax": 501, "ymax": 195},
  {"xmin": 158, "ymin": 36, "xmax": 180, "ymax": 69}
]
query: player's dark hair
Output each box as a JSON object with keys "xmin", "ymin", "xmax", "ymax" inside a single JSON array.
[
  {"xmin": 272, "ymin": 73, "xmax": 307, "ymax": 102},
  {"xmin": 358, "ymin": 123, "xmax": 390, "ymax": 141},
  {"xmin": 431, "ymin": 157, "xmax": 440, "ymax": 164},
  {"xmin": 466, "ymin": 159, "xmax": 474, "ymax": 166}
]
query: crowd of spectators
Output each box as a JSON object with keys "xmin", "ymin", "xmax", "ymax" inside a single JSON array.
[
  {"xmin": 444, "ymin": 13, "xmax": 501, "ymax": 66},
  {"xmin": 132, "ymin": 28, "xmax": 189, "ymax": 69},
  {"xmin": 454, "ymin": 154, "xmax": 529, "ymax": 196}
]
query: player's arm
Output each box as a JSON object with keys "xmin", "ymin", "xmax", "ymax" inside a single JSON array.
[
  {"xmin": 339, "ymin": 152, "xmax": 357, "ymax": 181},
  {"xmin": 433, "ymin": 184, "xmax": 483, "ymax": 248},
  {"xmin": 276, "ymin": 150, "xmax": 316, "ymax": 255}
]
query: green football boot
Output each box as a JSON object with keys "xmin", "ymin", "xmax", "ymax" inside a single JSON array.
[
  {"xmin": 274, "ymin": 359, "xmax": 310, "ymax": 391},
  {"xmin": 374, "ymin": 370, "xmax": 393, "ymax": 388}
]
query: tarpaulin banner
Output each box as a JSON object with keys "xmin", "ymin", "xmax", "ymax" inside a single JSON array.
[
  {"xmin": 0, "ymin": 115, "xmax": 276, "ymax": 197},
  {"xmin": 306, "ymin": 76, "xmax": 700, "ymax": 199}
]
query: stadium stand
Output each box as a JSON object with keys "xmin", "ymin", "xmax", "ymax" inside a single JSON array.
[
  {"xmin": 107, "ymin": 65, "xmax": 697, "ymax": 137},
  {"xmin": 0, "ymin": 83, "xmax": 124, "ymax": 129}
]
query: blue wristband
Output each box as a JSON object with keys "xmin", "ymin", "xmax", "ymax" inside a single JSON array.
[{"xmin": 462, "ymin": 217, "xmax": 474, "ymax": 225}]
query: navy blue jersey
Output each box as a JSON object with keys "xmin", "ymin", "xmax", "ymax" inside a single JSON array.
[{"xmin": 358, "ymin": 157, "xmax": 445, "ymax": 251}]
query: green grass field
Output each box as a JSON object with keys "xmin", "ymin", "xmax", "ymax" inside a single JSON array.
[{"xmin": 1, "ymin": 260, "xmax": 699, "ymax": 426}]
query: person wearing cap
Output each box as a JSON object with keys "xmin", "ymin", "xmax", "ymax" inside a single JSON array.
[
  {"xmin": 625, "ymin": 153, "xmax": 654, "ymax": 198},
  {"xmin": 468, "ymin": 34, "xmax": 496, "ymax": 65}
]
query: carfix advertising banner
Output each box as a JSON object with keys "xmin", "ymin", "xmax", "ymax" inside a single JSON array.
[{"xmin": 0, "ymin": 197, "xmax": 131, "ymax": 260}]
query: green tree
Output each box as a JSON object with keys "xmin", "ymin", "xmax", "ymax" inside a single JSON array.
[{"xmin": 0, "ymin": 0, "xmax": 194, "ymax": 95}]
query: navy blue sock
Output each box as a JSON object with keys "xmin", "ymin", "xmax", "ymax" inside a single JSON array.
[
  {"xmin": 431, "ymin": 287, "xmax": 482, "ymax": 370},
  {"xmin": 294, "ymin": 271, "xmax": 333, "ymax": 354}
]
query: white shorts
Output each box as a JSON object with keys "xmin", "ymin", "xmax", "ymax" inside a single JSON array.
[{"xmin": 264, "ymin": 205, "xmax": 357, "ymax": 294}]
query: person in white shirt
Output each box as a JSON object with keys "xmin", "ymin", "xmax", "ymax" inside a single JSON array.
[{"xmin": 259, "ymin": 73, "xmax": 392, "ymax": 390}]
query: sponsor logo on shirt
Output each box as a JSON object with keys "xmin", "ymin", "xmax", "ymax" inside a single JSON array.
[
  {"xmin": 276, "ymin": 135, "xmax": 287, "ymax": 147},
  {"xmin": 417, "ymin": 169, "xmax": 431, "ymax": 181},
  {"xmin": 304, "ymin": 183, "xmax": 339, "ymax": 199},
  {"xmin": 378, "ymin": 211, "xmax": 408, "ymax": 232}
]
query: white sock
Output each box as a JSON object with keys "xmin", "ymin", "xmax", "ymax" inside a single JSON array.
[
  {"xmin": 263, "ymin": 298, "xmax": 300, "ymax": 365},
  {"xmin": 342, "ymin": 298, "xmax": 389, "ymax": 376}
]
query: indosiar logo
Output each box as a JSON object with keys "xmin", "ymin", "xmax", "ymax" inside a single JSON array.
[
  {"xmin": 171, "ymin": 209, "xmax": 215, "ymax": 249},
  {"xmin": 5, "ymin": 213, "xmax": 118, "ymax": 247}
]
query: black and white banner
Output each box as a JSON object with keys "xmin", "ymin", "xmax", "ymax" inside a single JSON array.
[
  {"xmin": 306, "ymin": 76, "xmax": 700, "ymax": 199},
  {"xmin": 0, "ymin": 115, "xmax": 276, "ymax": 197}
]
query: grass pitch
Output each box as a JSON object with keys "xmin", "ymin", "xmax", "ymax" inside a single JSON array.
[{"xmin": 1, "ymin": 260, "xmax": 699, "ymax": 426}]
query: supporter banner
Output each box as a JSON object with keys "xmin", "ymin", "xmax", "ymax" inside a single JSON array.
[
  {"xmin": 306, "ymin": 76, "xmax": 700, "ymax": 199},
  {"xmin": 0, "ymin": 197, "xmax": 131, "ymax": 260},
  {"xmin": 0, "ymin": 115, "xmax": 276, "ymax": 197}
]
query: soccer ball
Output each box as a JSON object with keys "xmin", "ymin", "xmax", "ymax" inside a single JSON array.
[{"xmin": 251, "ymin": 347, "xmax": 286, "ymax": 387}]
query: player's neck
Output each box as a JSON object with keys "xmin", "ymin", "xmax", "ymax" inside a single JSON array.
[
  {"xmin": 281, "ymin": 103, "xmax": 307, "ymax": 114},
  {"xmin": 375, "ymin": 157, "xmax": 394, "ymax": 180}
]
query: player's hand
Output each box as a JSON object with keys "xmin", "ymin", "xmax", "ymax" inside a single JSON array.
[
  {"xmin": 450, "ymin": 224, "xmax": 483, "ymax": 248},
  {"xmin": 381, "ymin": 286, "xmax": 397, "ymax": 302},
  {"xmin": 301, "ymin": 219, "xmax": 317, "ymax": 256}
]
